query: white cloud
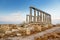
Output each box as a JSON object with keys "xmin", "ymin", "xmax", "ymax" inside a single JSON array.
[{"xmin": 0, "ymin": 11, "xmax": 26, "ymax": 24}]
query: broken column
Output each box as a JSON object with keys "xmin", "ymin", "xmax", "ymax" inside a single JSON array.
[{"xmin": 26, "ymin": 15, "xmax": 29, "ymax": 23}]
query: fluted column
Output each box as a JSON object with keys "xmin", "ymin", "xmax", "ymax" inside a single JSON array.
[
  {"xmin": 46, "ymin": 15, "xmax": 49, "ymax": 24},
  {"xmin": 45, "ymin": 14, "xmax": 47, "ymax": 24},
  {"xmin": 50, "ymin": 15, "xmax": 51, "ymax": 24},
  {"xmin": 26, "ymin": 15, "xmax": 29, "ymax": 23},
  {"xmin": 29, "ymin": 7, "xmax": 32, "ymax": 22},
  {"xmin": 34, "ymin": 9, "xmax": 36, "ymax": 23},
  {"xmin": 43, "ymin": 13, "xmax": 45, "ymax": 23},
  {"xmin": 47, "ymin": 15, "xmax": 49, "ymax": 24},
  {"xmin": 49, "ymin": 15, "xmax": 51, "ymax": 24},
  {"xmin": 40, "ymin": 11, "xmax": 42, "ymax": 22},
  {"xmin": 45, "ymin": 14, "xmax": 47, "ymax": 23},
  {"xmin": 37, "ymin": 11, "xmax": 40, "ymax": 22}
]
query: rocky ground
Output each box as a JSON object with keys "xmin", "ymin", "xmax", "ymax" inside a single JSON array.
[{"xmin": 0, "ymin": 27, "xmax": 60, "ymax": 40}]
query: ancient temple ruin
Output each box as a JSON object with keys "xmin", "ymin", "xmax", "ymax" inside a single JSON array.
[{"xmin": 26, "ymin": 6, "xmax": 51, "ymax": 24}]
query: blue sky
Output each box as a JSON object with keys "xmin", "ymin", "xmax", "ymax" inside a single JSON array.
[{"xmin": 0, "ymin": 0, "xmax": 60, "ymax": 24}]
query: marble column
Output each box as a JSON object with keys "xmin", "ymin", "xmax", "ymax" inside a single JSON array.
[
  {"xmin": 50, "ymin": 15, "xmax": 51, "ymax": 24},
  {"xmin": 29, "ymin": 7, "xmax": 32, "ymax": 22},
  {"xmin": 45, "ymin": 14, "xmax": 47, "ymax": 23},
  {"xmin": 37, "ymin": 11, "xmax": 39, "ymax": 22},
  {"xmin": 40, "ymin": 11, "xmax": 42, "ymax": 22},
  {"xmin": 26, "ymin": 15, "xmax": 29, "ymax": 22},
  {"xmin": 34, "ymin": 9, "xmax": 36, "ymax": 23},
  {"xmin": 47, "ymin": 15, "xmax": 50, "ymax": 24},
  {"xmin": 49, "ymin": 15, "xmax": 51, "ymax": 24},
  {"xmin": 32, "ymin": 16, "xmax": 34, "ymax": 22},
  {"xmin": 43, "ymin": 13, "xmax": 45, "ymax": 23}
]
